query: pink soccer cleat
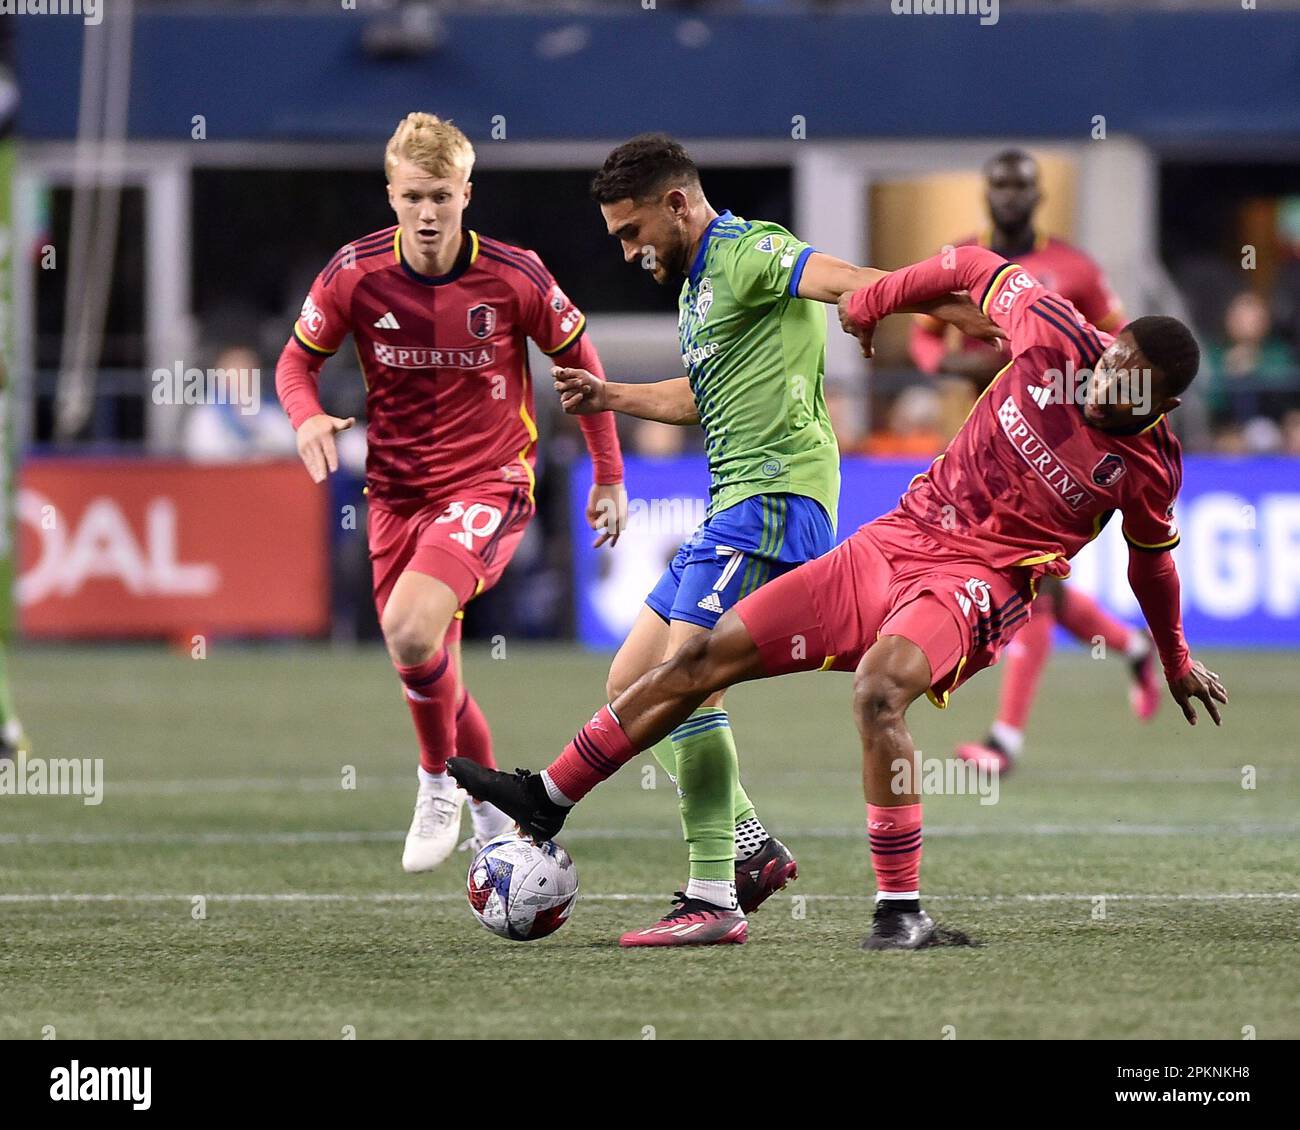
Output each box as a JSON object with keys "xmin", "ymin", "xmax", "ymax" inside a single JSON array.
[
  {"xmin": 955, "ymin": 741, "xmax": 1014, "ymax": 775},
  {"xmin": 735, "ymin": 836, "xmax": 799, "ymax": 914},
  {"xmin": 619, "ymin": 893, "xmax": 748, "ymax": 947}
]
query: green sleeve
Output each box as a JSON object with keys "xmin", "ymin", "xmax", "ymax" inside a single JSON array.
[{"xmin": 722, "ymin": 227, "xmax": 815, "ymax": 308}]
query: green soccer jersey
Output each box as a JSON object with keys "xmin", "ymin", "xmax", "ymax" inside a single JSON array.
[{"xmin": 677, "ymin": 211, "xmax": 840, "ymax": 525}]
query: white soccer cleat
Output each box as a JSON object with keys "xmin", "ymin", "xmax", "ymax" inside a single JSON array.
[{"xmin": 401, "ymin": 775, "xmax": 467, "ymax": 873}]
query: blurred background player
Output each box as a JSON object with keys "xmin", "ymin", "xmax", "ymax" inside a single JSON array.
[
  {"xmin": 910, "ymin": 148, "xmax": 1161, "ymax": 774},
  {"xmin": 537, "ymin": 134, "xmax": 1002, "ymax": 946},
  {"xmin": 275, "ymin": 113, "xmax": 626, "ymax": 872}
]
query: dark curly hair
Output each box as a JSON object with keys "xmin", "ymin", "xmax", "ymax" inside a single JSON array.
[
  {"xmin": 591, "ymin": 133, "xmax": 701, "ymax": 204},
  {"xmin": 1125, "ymin": 315, "xmax": 1200, "ymax": 395}
]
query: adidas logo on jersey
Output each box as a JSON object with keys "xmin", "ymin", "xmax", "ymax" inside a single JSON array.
[
  {"xmin": 374, "ymin": 312, "xmax": 400, "ymax": 330},
  {"xmin": 696, "ymin": 592, "xmax": 724, "ymax": 615},
  {"xmin": 1028, "ymin": 384, "xmax": 1053, "ymax": 409}
]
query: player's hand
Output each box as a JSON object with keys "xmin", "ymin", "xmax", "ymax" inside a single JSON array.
[
  {"xmin": 587, "ymin": 481, "xmax": 628, "ymax": 549},
  {"xmin": 837, "ymin": 293, "xmax": 877, "ymax": 358},
  {"xmin": 1169, "ymin": 659, "xmax": 1228, "ymax": 727},
  {"xmin": 554, "ymin": 367, "xmax": 608, "ymax": 415},
  {"xmin": 295, "ymin": 413, "xmax": 356, "ymax": 484},
  {"xmin": 926, "ymin": 294, "xmax": 1008, "ymax": 350}
]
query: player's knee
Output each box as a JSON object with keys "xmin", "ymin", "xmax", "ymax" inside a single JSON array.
[
  {"xmin": 381, "ymin": 607, "xmax": 447, "ymax": 667},
  {"xmin": 853, "ymin": 642, "xmax": 926, "ymax": 728},
  {"xmin": 661, "ymin": 633, "xmax": 721, "ymax": 696},
  {"xmin": 605, "ymin": 661, "xmax": 634, "ymax": 703},
  {"xmin": 852, "ymin": 671, "xmax": 910, "ymax": 729}
]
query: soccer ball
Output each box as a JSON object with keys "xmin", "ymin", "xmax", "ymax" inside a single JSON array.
[{"xmin": 466, "ymin": 831, "xmax": 579, "ymax": 941}]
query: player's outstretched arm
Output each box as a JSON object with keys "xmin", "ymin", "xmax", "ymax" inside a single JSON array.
[
  {"xmin": 554, "ymin": 367, "xmax": 700, "ymax": 426},
  {"xmin": 836, "ymin": 246, "xmax": 1010, "ymax": 358},
  {"xmin": 1127, "ymin": 547, "xmax": 1228, "ymax": 726},
  {"xmin": 793, "ymin": 252, "xmax": 887, "ymax": 303}
]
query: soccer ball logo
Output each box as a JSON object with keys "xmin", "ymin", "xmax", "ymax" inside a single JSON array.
[{"xmin": 466, "ymin": 831, "xmax": 579, "ymax": 941}]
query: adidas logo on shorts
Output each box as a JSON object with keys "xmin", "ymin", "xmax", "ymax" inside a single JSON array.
[{"xmin": 697, "ymin": 593, "xmax": 724, "ymax": 614}]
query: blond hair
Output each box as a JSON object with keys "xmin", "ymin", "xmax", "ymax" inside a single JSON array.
[{"xmin": 384, "ymin": 113, "xmax": 475, "ymax": 181}]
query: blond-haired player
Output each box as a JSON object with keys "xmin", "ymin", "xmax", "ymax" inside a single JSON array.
[{"xmin": 277, "ymin": 113, "xmax": 626, "ymax": 871}]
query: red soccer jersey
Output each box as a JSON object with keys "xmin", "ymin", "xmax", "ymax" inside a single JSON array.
[
  {"xmin": 855, "ymin": 246, "xmax": 1182, "ymax": 580},
  {"xmin": 281, "ymin": 226, "xmax": 590, "ymax": 505},
  {"xmin": 908, "ymin": 232, "xmax": 1124, "ymax": 372}
]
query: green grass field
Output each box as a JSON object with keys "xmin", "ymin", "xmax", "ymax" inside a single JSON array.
[{"xmin": 1, "ymin": 643, "xmax": 1296, "ymax": 1040}]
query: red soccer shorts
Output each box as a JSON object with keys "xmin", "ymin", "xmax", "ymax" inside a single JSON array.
[
  {"xmin": 733, "ymin": 512, "xmax": 1036, "ymax": 707},
  {"xmin": 368, "ymin": 478, "xmax": 535, "ymax": 617}
]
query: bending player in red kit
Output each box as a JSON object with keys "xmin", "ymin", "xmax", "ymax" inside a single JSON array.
[
  {"xmin": 276, "ymin": 113, "xmax": 626, "ymax": 872},
  {"xmin": 450, "ymin": 243, "xmax": 1227, "ymax": 950},
  {"xmin": 911, "ymin": 150, "xmax": 1161, "ymax": 773}
]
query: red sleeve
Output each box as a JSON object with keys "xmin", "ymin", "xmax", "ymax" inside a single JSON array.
[
  {"xmin": 847, "ymin": 245, "xmax": 1080, "ymax": 360},
  {"xmin": 1127, "ymin": 548, "xmax": 1192, "ymax": 682},
  {"xmin": 515, "ymin": 250, "xmax": 588, "ymax": 358},
  {"xmin": 277, "ymin": 253, "xmax": 354, "ymax": 429},
  {"xmin": 558, "ymin": 332, "xmax": 624, "ymax": 485},
  {"xmin": 275, "ymin": 337, "xmax": 328, "ymax": 430},
  {"xmin": 1122, "ymin": 424, "xmax": 1183, "ymax": 553},
  {"xmin": 907, "ymin": 318, "xmax": 948, "ymax": 375}
]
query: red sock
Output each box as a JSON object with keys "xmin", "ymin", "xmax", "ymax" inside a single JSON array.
[
  {"xmin": 1055, "ymin": 585, "xmax": 1132, "ymax": 654},
  {"xmin": 867, "ymin": 802, "xmax": 923, "ymax": 895},
  {"xmin": 454, "ymin": 689, "xmax": 496, "ymax": 770},
  {"xmin": 396, "ymin": 650, "xmax": 457, "ymax": 775},
  {"xmin": 545, "ymin": 706, "xmax": 638, "ymax": 803},
  {"xmin": 995, "ymin": 606, "xmax": 1053, "ymax": 732}
]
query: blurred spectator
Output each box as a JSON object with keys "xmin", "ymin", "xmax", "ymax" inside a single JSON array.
[
  {"xmin": 1212, "ymin": 422, "xmax": 1247, "ymax": 455},
  {"xmin": 825, "ymin": 383, "xmax": 865, "ymax": 453},
  {"xmin": 1204, "ymin": 291, "xmax": 1297, "ymax": 419},
  {"xmin": 1242, "ymin": 415, "xmax": 1283, "ymax": 454},
  {"xmin": 631, "ymin": 418, "xmax": 687, "ymax": 459},
  {"xmin": 183, "ymin": 345, "xmax": 303, "ymax": 463},
  {"xmin": 863, "ymin": 385, "xmax": 944, "ymax": 457},
  {"xmin": 1282, "ymin": 409, "xmax": 1300, "ymax": 455}
]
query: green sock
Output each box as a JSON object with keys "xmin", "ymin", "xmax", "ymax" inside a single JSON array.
[
  {"xmin": 732, "ymin": 779, "xmax": 756, "ymax": 826},
  {"xmin": 649, "ymin": 736, "xmax": 678, "ymax": 782},
  {"xmin": 671, "ymin": 707, "xmax": 738, "ymax": 881},
  {"xmin": 648, "ymin": 738, "xmax": 689, "ymax": 838}
]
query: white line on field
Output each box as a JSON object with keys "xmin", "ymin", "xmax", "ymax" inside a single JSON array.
[
  {"xmin": 0, "ymin": 892, "xmax": 1296, "ymax": 905},
  {"xmin": 98, "ymin": 766, "xmax": 1297, "ymax": 794},
  {"xmin": 2, "ymin": 823, "xmax": 1297, "ymax": 847}
]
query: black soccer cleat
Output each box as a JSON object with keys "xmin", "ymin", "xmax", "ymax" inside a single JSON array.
[
  {"xmin": 860, "ymin": 903, "xmax": 936, "ymax": 951},
  {"xmin": 735, "ymin": 836, "xmax": 799, "ymax": 914},
  {"xmin": 446, "ymin": 758, "xmax": 569, "ymax": 842}
]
